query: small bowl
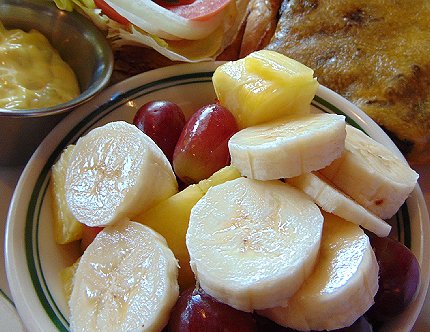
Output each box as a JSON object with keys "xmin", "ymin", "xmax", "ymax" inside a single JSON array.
[{"xmin": 0, "ymin": 0, "xmax": 113, "ymax": 166}]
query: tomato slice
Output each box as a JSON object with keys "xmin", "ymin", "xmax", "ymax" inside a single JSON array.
[
  {"xmin": 155, "ymin": 0, "xmax": 232, "ymax": 21},
  {"xmin": 94, "ymin": 0, "xmax": 130, "ymax": 26}
]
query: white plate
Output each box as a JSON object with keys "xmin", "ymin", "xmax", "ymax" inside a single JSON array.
[
  {"xmin": 5, "ymin": 62, "xmax": 430, "ymax": 331},
  {"xmin": 0, "ymin": 291, "xmax": 25, "ymax": 332}
]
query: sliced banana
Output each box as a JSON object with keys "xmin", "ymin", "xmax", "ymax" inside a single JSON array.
[
  {"xmin": 287, "ymin": 171, "xmax": 391, "ymax": 237},
  {"xmin": 260, "ymin": 213, "xmax": 379, "ymax": 331},
  {"xmin": 136, "ymin": 165, "xmax": 242, "ymax": 290},
  {"xmin": 186, "ymin": 177, "xmax": 324, "ymax": 312},
  {"xmin": 69, "ymin": 220, "xmax": 179, "ymax": 332},
  {"xmin": 320, "ymin": 125, "xmax": 419, "ymax": 219},
  {"xmin": 65, "ymin": 121, "xmax": 178, "ymax": 227},
  {"xmin": 228, "ymin": 113, "xmax": 346, "ymax": 180}
]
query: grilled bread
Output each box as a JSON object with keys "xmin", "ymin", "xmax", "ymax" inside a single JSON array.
[{"xmin": 266, "ymin": 0, "xmax": 430, "ymax": 164}]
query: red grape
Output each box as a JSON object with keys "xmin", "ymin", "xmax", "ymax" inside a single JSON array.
[
  {"xmin": 253, "ymin": 314, "xmax": 372, "ymax": 332},
  {"xmin": 253, "ymin": 314, "xmax": 295, "ymax": 331},
  {"xmin": 80, "ymin": 225, "xmax": 104, "ymax": 253},
  {"xmin": 133, "ymin": 100, "xmax": 186, "ymax": 162},
  {"xmin": 167, "ymin": 287, "xmax": 257, "ymax": 332},
  {"xmin": 366, "ymin": 235, "xmax": 420, "ymax": 324},
  {"xmin": 173, "ymin": 103, "xmax": 239, "ymax": 184}
]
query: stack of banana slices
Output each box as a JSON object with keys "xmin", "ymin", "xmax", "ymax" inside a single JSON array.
[
  {"xmin": 187, "ymin": 113, "xmax": 418, "ymax": 331},
  {"xmin": 52, "ymin": 51, "xmax": 419, "ymax": 332},
  {"xmin": 53, "ymin": 122, "xmax": 181, "ymax": 331},
  {"xmin": 187, "ymin": 51, "xmax": 419, "ymax": 330}
]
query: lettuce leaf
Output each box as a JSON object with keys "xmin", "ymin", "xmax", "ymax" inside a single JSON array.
[{"xmin": 52, "ymin": 0, "xmax": 248, "ymax": 62}]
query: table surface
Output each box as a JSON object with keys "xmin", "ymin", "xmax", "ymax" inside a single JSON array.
[{"xmin": 1, "ymin": 163, "xmax": 429, "ymax": 331}]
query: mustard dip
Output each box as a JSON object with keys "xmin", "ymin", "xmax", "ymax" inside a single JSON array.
[{"xmin": 0, "ymin": 22, "xmax": 80, "ymax": 110}]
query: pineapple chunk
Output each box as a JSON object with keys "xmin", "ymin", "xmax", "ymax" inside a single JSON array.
[
  {"xmin": 136, "ymin": 165, "xmax": 241, "ymax": 289},
  {"xmin": 136, "ymin": 184, "xmax": 203, "ymax": 290},
  {"xmin": 51, "ymin": 145, "xmax": 84, "ymax": 244},
  {"xmin": 197, "ymin": 165, "xmax": 241, "ymax": 193},
  {"xmin": 213, "ymin": 50, "xmax": 319, "ymax": 128},
  {"xmin": 61, "ymin": 257, "xmax": 80, "ymax": 303}
]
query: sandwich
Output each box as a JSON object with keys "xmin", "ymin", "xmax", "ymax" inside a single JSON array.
[{"xmin": 53, "ymin": 0, "xmax": 250, "ymax": 62}]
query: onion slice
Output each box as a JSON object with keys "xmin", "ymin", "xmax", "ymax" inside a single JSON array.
[{"xmin": 104, "ymin": 0, "xmax": 227, "ymax": 40}]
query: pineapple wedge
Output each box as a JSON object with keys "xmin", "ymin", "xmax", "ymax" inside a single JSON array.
[
  {"xmin": 136, "ymin": 184, "xmax": 203, "ymax": 290},
  {"xmin": 136, "ymin": 165, "xmax": 241, "ymax": 289},
  {"xmin": 197, "ymin": 165, "xmax": 241, "ymax": 193},
  {"xmin": 213, "ymin": 50, "xmax": 319, "ymax": 128},
  {"xmin": 51, "ymin": 145, "xmax": 84, "ymax": 244},
  {"xmin": 61, "ymin": 258, "xmax": 80, "ymax": 303}
]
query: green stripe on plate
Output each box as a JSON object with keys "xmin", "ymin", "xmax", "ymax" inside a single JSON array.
[
  {"xmin": 0, "ymin": 289, "xmax": 15, "ymax": 307},
  {"xmin": 312, "ymin": 95, "xmax": 362, "ymax": 129}
]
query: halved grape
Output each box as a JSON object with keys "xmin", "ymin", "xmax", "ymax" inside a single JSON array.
[
  {"xmin": 173, "ymin": 103, "xmax": 239, "ymax": 184},
  {"xmin": 366, "ymin": 235, "xmax": 420, "ymax": 324},
  {"xmin": 80, "ymin": 225, "xmax": 104, "ymax": 253},
  {"xmin": 253, "ymin": 314, "xmax": 372, "ymax": 332},
  {"xmin": 133, "ymin": 100, "xmax": 186, "ymax": 162},
  {"xmin": 168, "ymin": 287, "xmax": 257, "ymax": 332}
]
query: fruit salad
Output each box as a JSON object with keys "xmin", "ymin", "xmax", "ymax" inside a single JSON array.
[{"xmin": 51, "ymin": 50, "xmax": 420, "ymax": 331}]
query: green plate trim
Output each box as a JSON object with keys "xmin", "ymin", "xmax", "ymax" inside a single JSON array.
[
  {"xmin": 26, "ymin": 161, "xmax": 68, "ymax": 330},
  {"xmin": 401, "ymin": 203, "xmax": 411, "ymax": 247},
  {"xmin": 312, "ymin": 95, "xmax": 361, "ymax": 129},
  {"xmin": 0, "ymin": 289, "xmax": 15, "ymax": 307}
]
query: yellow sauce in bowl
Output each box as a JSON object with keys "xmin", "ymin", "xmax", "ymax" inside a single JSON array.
[{"xmin": 0, "ymin": 21, "xmax": 80, "ymax": 110}]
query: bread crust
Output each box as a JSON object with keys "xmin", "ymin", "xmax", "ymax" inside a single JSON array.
[{"xmin": 266, "ymin": 0, "xmax": 430, "ymax": 164}]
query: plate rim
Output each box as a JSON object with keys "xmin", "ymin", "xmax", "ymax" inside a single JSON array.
[{"xmin": 5, "ymin": 61, "xmax": 429, "ymax": 332}]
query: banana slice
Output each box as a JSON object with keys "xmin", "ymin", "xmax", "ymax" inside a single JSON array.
[
  {"xmin": 135, "ymin": 165, "xmax": 242, "ymax": 290},
  {"xmin": 65, "ymin": 121, "xmax": 178, "ymax": 227},
  {"xmin": 228, "ymin": 113, "xmax": 346, "ymax": 180},
  {"xmin": 320, "ymin": 125, "xmax": 419, "ymax": 219},
  {"xmin": 186, "ymin": 177, "xmax": 324, "ymax": 312},
  {"xmin": 261, "ymin": 213, "xmax": 379, "ymax": 331},
  {"xmin": 287, "ymin": 172, "xmax": 391, "ymax": 237},
  {"xmin": 69, "ymin": 220, "xmax": 179, "ymax": 332}
]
